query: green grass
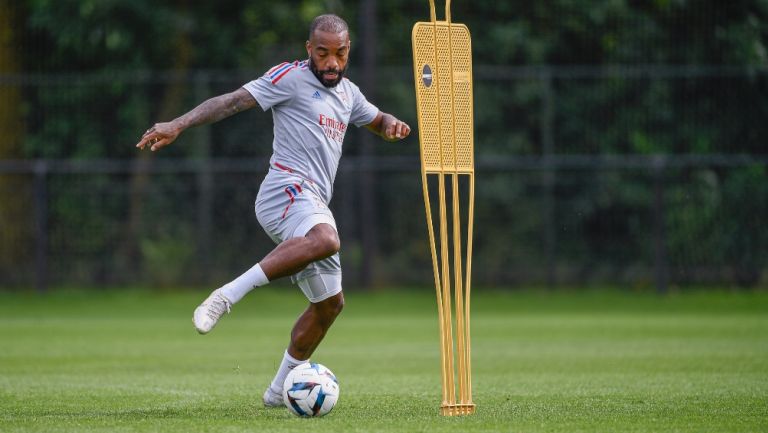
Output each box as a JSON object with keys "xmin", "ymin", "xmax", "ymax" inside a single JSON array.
[{"xmin": 1, "ymin": 288, "xmax": 767, "ymax": 432}]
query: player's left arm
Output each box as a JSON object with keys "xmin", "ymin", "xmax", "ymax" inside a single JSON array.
[{"xmin": 365, "ymin": 112, "xmax": 411, "ymax": 142}]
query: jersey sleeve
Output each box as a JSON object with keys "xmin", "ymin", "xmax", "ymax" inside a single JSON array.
[
  {"xmin": 242, "ymin": 62, "xmax": 298, "ymax": 111},
  {"xmin": 348, "ymin": 82, "xmax": 380, "ymax": 127}
]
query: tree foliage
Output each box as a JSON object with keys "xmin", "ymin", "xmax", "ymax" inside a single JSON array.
[{"xmin": 2, "ymin": 0, "xmax": 767, "ymax": 288}]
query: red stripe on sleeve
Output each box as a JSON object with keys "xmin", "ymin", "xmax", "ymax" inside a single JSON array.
[
  {"xmin": 267, "ymin": 62, "xmax": 289, "ymax": 75},
  {"xmin": 271, "ymin": 66, "xmax": 295, "ymax": 84}
]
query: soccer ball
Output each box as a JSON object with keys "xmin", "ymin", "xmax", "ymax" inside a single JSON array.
[{"xmin": 283, "ymin": 362, "xmax": 340, "ymax": 417}]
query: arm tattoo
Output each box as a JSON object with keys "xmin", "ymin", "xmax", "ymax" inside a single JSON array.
[
  {"xmin": 175, "ymin": 89, "xmax": 255, "ymax": 129},
  {"xmin": 379, "ymin": 113, "xmax": 396, "ymax": 136}
]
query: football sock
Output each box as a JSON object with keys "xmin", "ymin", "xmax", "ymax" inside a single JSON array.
[
  {"xmin": 270, "ymin": 350, "xmax": 307, "ymax": 393},
  {"xmin": 219, "ymin": 263, "xmax": 269, "ymax": 304}
]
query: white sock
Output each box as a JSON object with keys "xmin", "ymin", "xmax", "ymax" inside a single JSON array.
[
  {"xmin": 270, "ymin": 350, "xmax": 307, "ymax": 393},
  {"xmin": 219, "ymin": 263, "xmax": 269, "ymax": 304}
]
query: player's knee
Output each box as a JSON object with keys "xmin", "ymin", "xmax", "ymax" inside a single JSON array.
[
  {"xmin": 308, "ymin": 226, "xmax": 340, "ymax": 258},
  {"xmin": 320, "ymin": 235, "xmax": 340, "ymax": 257},
  {"xmin": 316, "ymin": 293, "xmax": 344, "ymax": 321},
  {"xmin": 326, "ymin": 293, "xmax": 344, "ymax": 317}
]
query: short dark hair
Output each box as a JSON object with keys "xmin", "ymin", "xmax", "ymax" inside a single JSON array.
[{"xmin": 309, "ymin": 14, "xmax": 349, "ymax": 39}]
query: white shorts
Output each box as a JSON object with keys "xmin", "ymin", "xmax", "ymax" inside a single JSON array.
[{"xmin": 255, "ymin": 169, "xmax": 342, "ymax": 303}]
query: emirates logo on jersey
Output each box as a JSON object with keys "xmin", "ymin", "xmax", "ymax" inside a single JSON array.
[{"xmin": 319, "ymin": 114, "xmax": 347, "ymax": 143}]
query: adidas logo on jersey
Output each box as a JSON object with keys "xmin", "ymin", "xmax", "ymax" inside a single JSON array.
[{"xmin": 311, "ymin": 91, "xmax": 323, "ymax": 100}]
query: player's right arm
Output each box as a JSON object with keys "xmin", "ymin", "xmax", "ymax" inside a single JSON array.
[{"xmin": 136, "ymin": 88, "xmax": 257, "ymax": 151}]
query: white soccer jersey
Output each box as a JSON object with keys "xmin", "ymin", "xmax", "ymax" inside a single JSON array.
[{"xmin": 243, "ymin": 60, "xmax": 380, "ymax": 203}]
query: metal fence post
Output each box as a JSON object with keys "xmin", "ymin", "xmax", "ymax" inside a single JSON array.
[
  {"xmin": 540, "ymin": 67, "xmax": 557, "ymax": 287},
  {"xmin": 359, "ymin": 0, "xmax": 379, "ymax": 288},
  {"xmin": 653, "ymin": 156, "xmax": 669, "ymax": 294},
  {"xmin": 193, "ymin": 72, "xmax": 213, "ymax": 283},
  {"xmin": 33, "ymin": 160, "xmax": 48, "ymax": 293}
]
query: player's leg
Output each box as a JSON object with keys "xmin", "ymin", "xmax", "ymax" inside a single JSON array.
[
  {"xmin": 264, "ymin": 251, "xmax": 344, "ymax": 407},
  {"xmin": 263, "ymin": 289, "xmax": 344, "ymax": 407},
  {"xmin": 259, "ymin": 223, "xmax": 339, "ymax": 280},
  {"xmin": 288, "ymin": 289, "xmax": 344, "ymax": 359},
  {"xmin": 194, "ymin": 175, "xmax": 339, "ymax": 334},
  {"xmin": 193, "ymin": 224, "xmax": 340, "ymax": 334}
]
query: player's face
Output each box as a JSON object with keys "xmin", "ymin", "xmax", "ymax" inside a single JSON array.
[{"xmin": 306, "ymin": 30, "xmax": 350, "ymax": 88}]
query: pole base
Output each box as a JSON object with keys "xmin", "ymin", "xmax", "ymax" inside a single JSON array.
[{"xmin": 440, "ymin": 403, "xmax": 476, "ymax": 416}]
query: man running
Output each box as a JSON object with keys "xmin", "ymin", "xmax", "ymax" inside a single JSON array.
[{"xmin": 136, "ymin": 14, "xmax": 410, "ymax": 407}]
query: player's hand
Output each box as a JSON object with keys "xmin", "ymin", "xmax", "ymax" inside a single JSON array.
[
  {"xmin": 136, "ymin": 122, "xmax": 181, "ymax": 151},
  {"xmin": 383, "ymin": 116, "xmax": 411, "ymax": 141}
]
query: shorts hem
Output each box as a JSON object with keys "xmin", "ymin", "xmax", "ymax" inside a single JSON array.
[
  {"xmin": 307, "ymin": 286, "xmax": 343, "ymax": 303},
  {"xmin": 297, "ymin": 272, "xmax": 343, "ymax": 303},
  {"xmin": 292, "ymin": 213, "xmax": 337, "ymax": 238},
  {"xmin": 291, "ymin": 268, "xmax": 341, "ymax": 284}
]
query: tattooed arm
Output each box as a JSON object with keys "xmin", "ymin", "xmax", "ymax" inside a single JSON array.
[
  {"xmin": 136, "ymin": 88, "xmax": 257, "ymax": 151},
  {"xmin": 365, "ymin": 111, "xmax": 411, "ymax": 142}
]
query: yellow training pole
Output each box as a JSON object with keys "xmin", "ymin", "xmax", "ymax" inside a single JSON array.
[
  {"xmin": 438, "ymin": 171, "xmax": 456, "ymax": 407},
  {"xmin": 421, "ymin": 170, "xmax": 449, "ymax": 408},
  {"xmin": 464, "ymin": 174, "xmax": 475, "ymax": 405},
  {"xmin": 413, "ymin": 0, "xmax": 475, "ymax": 416}
]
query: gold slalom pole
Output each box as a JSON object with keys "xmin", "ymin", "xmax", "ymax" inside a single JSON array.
[
  {"xmin": 445, "ymin": 0, "xmax": 469, "ymax": 415},
  {"xmin": 426, "ymin": 0, "xmax": 454, "ymax": 410},
  {"xmin": 429, "ymin": 0, "xmax": 436, "ymax": 22},
  {"xmin": 421, "ymin": 171, "xmax": 448, "ymax": 408},
  {"xmin": 438, "ymin": 169, "xmax": 455, "ymax": 409},
  {"xmin": 464, "ymin": 174, "xmax": 475, "ymax": 405},
  {"xmin": 452, "ymin": 171, "xmax": 466, "ymax": 414},
  {"xmin": 413, "ymin": 0, "xmax": 474, "ymax": 416},
  {"xmin": 442, "ymin": 0, "xmax": 459, "ymax": 413}
]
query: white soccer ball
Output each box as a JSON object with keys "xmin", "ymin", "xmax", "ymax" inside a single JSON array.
[{"xmin": 282, "ymin": 362, "xmax": 340, "ymax": 417}]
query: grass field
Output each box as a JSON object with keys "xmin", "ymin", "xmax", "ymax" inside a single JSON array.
[{"xmin": 1, "ymin": 288, "xmax": 767, "ymax": 433}]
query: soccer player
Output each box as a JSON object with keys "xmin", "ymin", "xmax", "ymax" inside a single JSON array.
[{"xmin": 135, "ymin": 14, "xmax": 410, "ymax": 407}]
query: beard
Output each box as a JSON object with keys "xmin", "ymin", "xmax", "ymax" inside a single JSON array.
[{"xmin": 309, "ymin": 57, "xmax": 346, "ymax": 88}]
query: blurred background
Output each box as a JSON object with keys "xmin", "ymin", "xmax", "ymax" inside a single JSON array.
[{"xmin": 0, "ymin": 0, "xmax": 766, "ymax": 293}]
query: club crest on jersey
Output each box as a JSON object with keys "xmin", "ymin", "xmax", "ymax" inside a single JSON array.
[
  {"xmin": 335, "ymin": 88, "xmax": 349, "ymax": 104},
  {"xmin": 319, "ymin": 114, "xmax": 347, "ymax": 143}
]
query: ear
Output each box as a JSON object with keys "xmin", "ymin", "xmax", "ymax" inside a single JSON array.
[{"xmin": 306, "ymin": 40, "xmax": 312, "ymax": 57}]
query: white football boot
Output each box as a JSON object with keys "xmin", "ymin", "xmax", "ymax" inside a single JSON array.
[
  {"xmin": 193, "ymin": 288, "xmax": 232, "ymax": 334},
  {"xmin": 262, "ymin": 387, "xmax": 284, "ymax": 408}
]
